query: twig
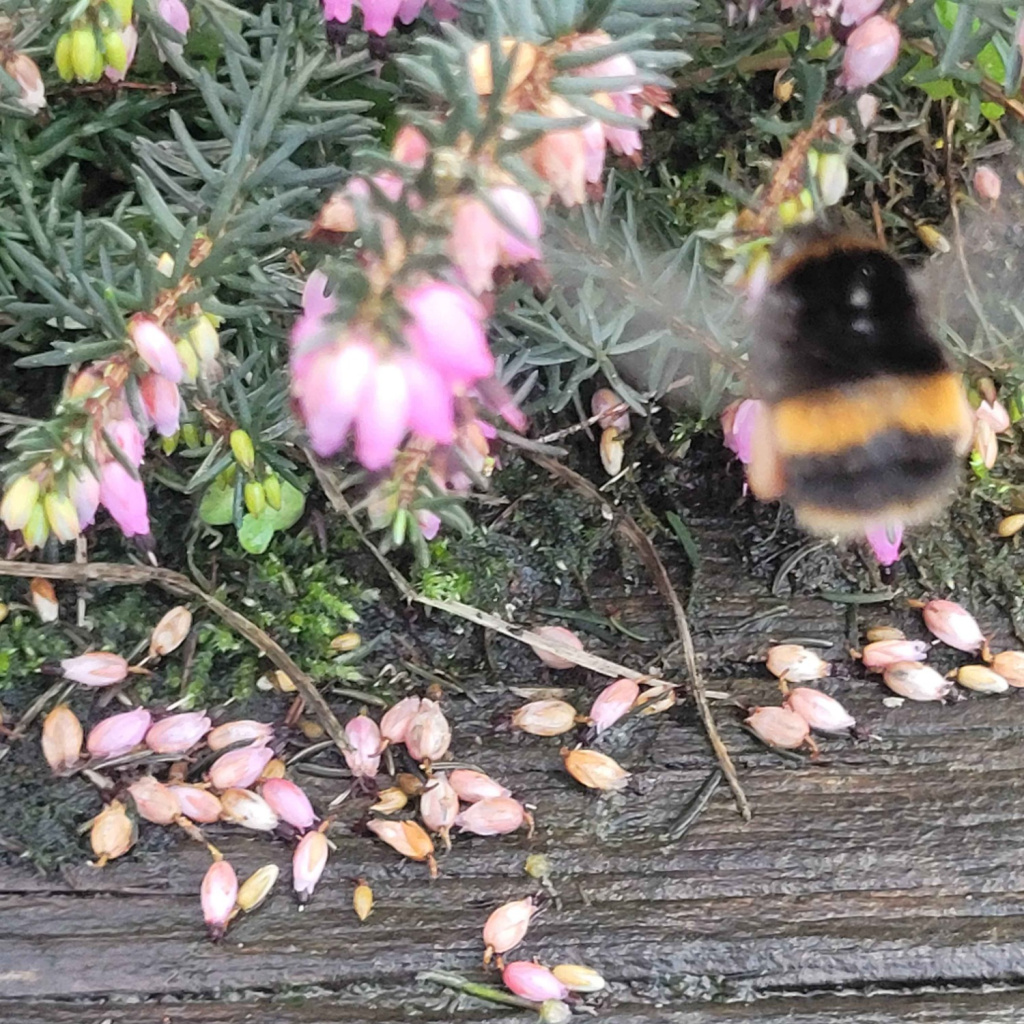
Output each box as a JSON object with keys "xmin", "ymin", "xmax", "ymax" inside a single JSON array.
[
  {"xmin": 0, "ymin": 559, "xmax": 353, "ymax": 754},
  {"xmin": 531, "ymin": 455, "xmax": 751, "ymax": 821},
  {"xmin": 417, "ymin": 970, "xmax": 537, "ymax": 1010},
  {"xmin": 664, "ymin": 768, "xmax": 723, "ymax": 841}
]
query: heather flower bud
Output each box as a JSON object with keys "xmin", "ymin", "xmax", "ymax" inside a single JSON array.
[
  {"xmin": 87, "ymin": 707, "xmax": 152, "ymax": 759},
  {"xmin": 839, "ymin": 16, "xmax": 901, "ymax": 91},
  {"xmin": 22, "ymin": 503, "xmax": 50, "ymax": 550},
  {"xmin": 207, "ymin": 719, "xmax": 274, "ymax": 751},
  {"xmin": 209, "ymin": 745, "xmax": 273, "ymax": 791},
  {"xmin": 128, "ymin": 316, "xmax": 183, "ymax": 383},
  {"xmin": 449, "ymin": 769, "xmax": 511, "ymax": 803},
  {"xmin": 591, "ymin": 388, "xmax": 630, "ymax": 432},
  {"xmin": 55, "ymin": 33, "xmax": 75, "ymax": 81},
  {"xmin": 103, "ymin": 30, "xmax": 129, "ymax": 72},
  {"xmin": 860, "ymin": 639, "xmax": 929, "ymax": 672},
  {"xmin": 956, "ymin": 665, "xmax": 1008, "ymax": 694},
  {"xmin": 41, "ymin": 705, "xmax": 83, "ymax": 772},
  {"xmin": 814, "ymin": 151, "xmax": 849, "ymax": 207},
  {"xmin": 552, "ymin": 964, "xmax": 606, "ymax": 993},
  {"xmin": 512, "ymin": 699, "xmax": 578, "ymax": 737},
  {"xmin": 744, "ymin": 706, "xmax": 810, "ymax": 749},
  {"xmin": 538, "ymin": 1000, "xmax": 572, "ymax": 1024},
  {"xmin": 921, "ymin": 599, "xmax": 986, "ymax": 654},
  {"xmin": 997, "ymin": 514, "xmax": 1024, "ymax": 538},
  {"xmin": 405, "ymin": 699, "xmax": 451, "ymax": 762},
  {"xmin": 29, "ymin": 577, "xmax": 58, "ymax": 621},
  {"xmin": 262, "ymin": 474, "xmax": 282, "ymax": 510},
  {"xmin": 244, "ymin": 481, "xmax": 266, "ymax": 518},
  {"xmin": 230, "ymin": 429, "xmax": 255, "ymax": 471},
  {"xmin": 0, "ymin": 474, "xmax": 40, "ymax": 531},
  {"xmin": 370, "ymin": 787, "xmax": 409, "ymax": 813},
  {"xmin": 766, "ymin": 645, "xmax": 830, "ymax": 683},
  {"xmin": 292, "ymin": 829, "xmax": 329, "ymax": 902},
  {"xmin": 420, "ymin": 772, "xmax": 459, "ymax": 846},
  {"xmin": 502, "ymin": 962, "xmax": 568, "ymax": 1002},
  {"xmin": 367, "ymin": 819, "xmax": 436, "ymax": 875},
  {"xmin": 883, "ymin": 661, "xmax": 954, "ymax": 702},
  {"xmin": 354, "ymin": 880, "xmax": 374, "ymax": 920},
  {"xmin": 454, "ymin": 797, "xmax": 526, "ymax": 836},
  {"xmin": 128, "ymin": 776, "xmax": 182, "ymax": 825},
  {"xmin": 219, "ymin": 788, "xmax": 280, "ymax": 831},
  {"xmin": 189, "ymin": 316, "xmax": 221, "ymax": 365},
  {"xmin": 380, "ymin": 695, "xmax": 422, "ymax": 744},
  {"xmin": 344, "ymin": 714, "xmax": 383, "ymax": 779},
  {"xmin": 261, "ymin": 778, "xmax": 316, "ymax": 831},
  {"xmin": 201, "ymin": 859, "xmax": 238, "ymax": 940},
  {"xmin": 145, "ymin": 711, "xmax": 211, "ymax": 754},
  {"xmin": 167, "ymin": 784, "xmax": 222, "ymax": 823},
  {"xmin": 149, "ymin": 605, "xmax": 192, "ymax": 657},
  {"xmin": 43, "ymin": 491, "xmax": 81, "ymax": 542},
  {"xmin": 90, "ymin": 800, "xmax": 134, "ymax": 867},
  {"xmin": 561, "ymin": 747, "xmax": 631, "ymax": 790},
  {"xmin": 532, "ymin": 625, "xmax": 584, "ymax": 669},
  {"xmin": 783, "ymin": 688, "xmax": 856, "ymax": 733},
  {"xmin": 865, "ymin": 626, "xmax": 905, "ymax": 642},
  {"xmin": 588, "ymin": 677, "xmax": 640, "ymax": 734},
  {"xmin": 237, "ymin": 864, "xmax": 279, "ymax": 913},
  {"xmin": 990, "ymin": 650, "xmax": 1024, "ymax": 687},
  {"xmin": 482, "ymin": 897, "xmax": 536, "ymax": 959},
  {"xmin": 71, "ymin": 28, "xmax": 98, "ymax": 81},
  {"xmin": 974, "ymin": 165, "xmax": 1002, "ymax": 202},
  {"xmin": 109, "ymin": 0, "xmax": 134, "ymax": 28}
]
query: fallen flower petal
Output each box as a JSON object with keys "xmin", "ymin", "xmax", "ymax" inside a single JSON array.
[
  {"xmin": 922, "ymin": 599, "xmax": 986, "ymax": 654},
  {"xmin": 128, "ymin": 776, "xmax": 182, "ymax": 825},
  {"xmin": 503, "ymin": 961, "xmax": 568, "ymax": 1002},
  {"xmin": 167, "ymin": 784, "xmax": 222, "ymax": 823},
  {"xmin": 41, "ymin": 705, "xmax": 83, "ymax": 772},
  {"xmin": 208, "ymin": 745, "xmax": 274, "ymax": 791},
  {"xmin": 219, "ymin": 788, "xmax": 280, "ymax": 831},
  {"xmin": 90, "ymin": 800, "xmax": 134, "ymax": 867},
  {"xmin": 883, "ymin": 661, "xmax": 954, "ymax": 702},
  {"xmin": 207, "ymin": 719, "xmax": 274, "ymax": 751},
  {"xmin": 292, "ymin": 829, "xmax": 329, "ymax": 903},
  {"xmin": 61, "ymin": 651, "xmax": 129, "ymax": 688},
  {"xmin": 261, "ymin": 777, "xmax": 317, "ymax": 831},
  {"xmin": 145, "ymin": 711, "xmax": 211, "ymax": 754},
  {"xmin": 482, "ymin": 896, "xmax": 536, "ymax": 959},
  {"xmin": 449, "ymin": 769, "xmax": 511, "ymax": 803},
  {"xmin": 454, "ymin": 796, "xmax": 526, "ymax": 836},
  {"xmin": 201, "ymin": 859, "xmax": 237, "ymax": 940},
  {"xmin": 783, "ymin": 688, "xmax": 856, "ymax": 733},
  {"xmin": 588, "ymin": 677, "xmax": 640, "ymax": 734},
  {"xmin": 744, "ymin": 706, "xmax": 810, "ymax": 749},
  {"xmin": 512, "ymin": 699, "xmax": 578, "ymax": 737},
  {"xmin": 86, "ymin": 707, "xmax": 153, "ymax": 759},
  {"xmin": 561, "ymin": 747, "xmax": 631, "ymax": 790}
]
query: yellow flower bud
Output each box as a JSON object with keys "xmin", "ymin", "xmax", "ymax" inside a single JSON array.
[
  {"xmin": 43, "ymin": 491, "xmax": 81, "ymax": 543},
  {"xmin": 1, "ymin": 474, "xmax": 41, "ymax": 531},
  {"xmin": 353, "ymin": 880, "xmax": 374, "ymax": 921},
  {"xmin": 230, "ymin": 429, "xmax": 255, "ymax": 471},
  {"xmin": 814, "ymin": 151, "xmax": 849, "ymax": 207},
  {"xmin": 244, "ymin": 480, "xmax": 266, "ymax": 518},
  {"xmin": 55, "ymin": 33, "xmax": 75, "ymax": 82},
  {"xmin": 88, "ymin": 48, "xmax": 105, "ymax": 83},
  {"xmin": 108, "ymin": 0, "xmax": 134, "ymax": 28},
  {"xmin": 103, "ymin": 30, "xmax": 128, "ymax": 73},
  {"xmin": 182, "ymin": 422, "xmax": 200, "ymax": 448},
  {"xmin": 161, "ymin": 431, "xmax": 180, "ymax": 456},
  {"xmin": 71, "ymin": 28, "xmax": 99, "ymax": 82},
  {"xmin": 22, "ymin": 501, "xmax": 50, "ymax": 550},
  {"xmin": 189, "ymin": 315, "xmax": 220, "ymax": 363},
  {"xmin": 155, "ymin": 251, "xmax": 174, "ymax": 276},
  {"xmin": 262, "ymin": 473, "xmax": 282, "ymax": 510}
]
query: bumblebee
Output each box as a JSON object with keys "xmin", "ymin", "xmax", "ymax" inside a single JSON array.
[{"xmin": 746, "ymin": 230, "xmax": 974, "ymax": 536}]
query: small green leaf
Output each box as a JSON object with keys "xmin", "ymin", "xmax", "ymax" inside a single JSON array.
[
  {"xmin": 238, "ymin": 514, "xmax": 276, "ymax": 554},
  {"xmin": 199, "ymin": 479, "xmax": 234, "ymax": 526}
]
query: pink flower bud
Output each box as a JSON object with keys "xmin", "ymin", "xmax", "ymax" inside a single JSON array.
[
  {"xmin": 207, "ymin": 719, "xmax": 274, "ymax": 751},
  {"xmin": 99, "ymin": 461, "xmax": 150, "ymax": 537},
  {"xmin": 167, "ymin": 784, "xmax": 222, "ymax": 823},
  {"xmin": 502, "ymin": 962, "xmax": 569, "ymax": 1002},
  {"xmin": 392, "ymin": 124, "xmax": 429, "ymax": 165},
  {"xmin": 783, "ymin": 688, "xmax": 856, "ymax": 733},
  {"xmin": 86, "ymin": 707, "xmax": 153, "ymax": 759},
  {"xmin": 588, "ymin": 677, "xmax": 640, "ymax": 734},
  {"xmin": 483, "ymin": 897, "xmax": 536, "ymax": 957},
  {"xmin": 366, "ymin": 819, "xmax": 436, "ymax": 874},
  {"xmin": 292, "ymin": 829, "xmax": 329, "ymax": 902},
  {"xmin": 591, "ymin": 388, "xmax": 630, "ymax": 433},
  {"xmin": 139, "ymin": 372, "xmax": 181, "ymax": 438},
  {"xmin": 922, "ymin": 599, "xmax": 986, "ymax": 653},
  {"xmin": 860, "ymin": 639, "xmax": 929, "ymax": 671},
  {"xmin": 208, "ymin": 745, "xmax": 273, "ymax": 791},
  {"xmin": 744, "ymin": 706, "xmax": 810, "ymax": 749},
  {"xmin": 219, "ymin": 788, "xmax": 280, "ymax": 831},
  {"xmin": 449, "ymin": 769, "xmax": 511, "ymax": 803},
  {"xmin": 420, "ymin": 772, "xmax": 459, "ymax": 834},
  {"xmin": 532, "ymin": 625, "xmax": 584, "ymax": 669},
  {"xmin": 380, "ymin": 696, "xmax": 422, "ymax": 745},
  {"xmin": 128, "ymin": 776, "xmax": 182, "ymax": 825},
  {"xmin": 974, "ymin": 165, "xmax": 1002, "ymax": 202},
  {"xmin": 720, "ymin": 398, "xmax": 762, "ymax": 465},
  {"xmin": 405, "ymin": 699, "xmax": 451, "ymax": 762},
  {"xmin": 261, "ymin": 778, "xmax": 316, "ymax": 831},
  {"xmin": 765, "ymin": 645, "xmax": 830, "ymax": 683},
  {"xmin": 839, "ymin": 16, "xmax": 901, "ymax": 91},
  {"xmin": 61, "ymin": 651, "xmax": 129, "ymax": 687},
  {"xmin": 839, "ymin": 0, "xmax": 884, "ymax": 26},
  {"xmin": 68, "ymin": 469, "xmax": 101, "ymax": 529},
  {"xmin": 454, "ymin": 796, "xmax": 526, "ymax": 836},
  {"xmin": 145, "ymin": 711, "xmax": 211, "ymax": 754},
  {"xmin": 344, "ymin": 715, "xmax": 383, "ymax": 779},
  {"xmin": 201, "ymin": 859, "xmax": 237, "ymax": 940},
  {"xmin": 512, "ymin": 699, "xmax": 578, "ymax": 737},
  {"xmin": 865, "ymin": 522, "xmax": 903, "ymax": 567},
  {"xmin": 883, "ymin": 661, "xmax": 955, "ymax": 702},
  {"xmin": 128, "ymin": 316, "xmax": 183, "ymax": 383},
  {"xmin": 977, "ymin": 399, "xmax": 1011, "ymax": 433}
]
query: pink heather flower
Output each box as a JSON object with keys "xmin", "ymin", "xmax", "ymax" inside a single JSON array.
[
  {"xmin": 453, "ymin": 796, "xmax": 526, "ymax": 835},
  {"xmin": 419, "ymin": 772, "xmax": 459, "ymax": 834},
  {"xmin": 976, "ymin": 399, "xmax": 1011, "ymax": 433},
  {"xmin": 721, "ymin": 398, "xmax": 762, "ymax": 465},
  {"xmin": 128, "ymin": 776, "xmax": 182, "ymax": 825},
  {"xmin": 61, "ymin": 651, "xmax": 129, "ymax": 687},
  {"xmin": 839, "ymin": 0, "xmax": 884, "ymax": 25},
  {"xmin": 489, "ymin": 186, "xmax": 542, "ymax": 265},
  {"xmin": 589, "ymin": 677, "xmax": 640, "ymax": 734},
  {"xmin": 530, "ymin": 101, "xmax": 589, "ymax": 205},
  {"xmin": 291, "ymin": 270, "xmax": 336, "ymax": 351},
  {"xmin": 865, "ymin": 522, "xmax": 902, "ymax": 567},
  {"xmin": 86, "ymin": 708, "xmax": 153, "ymax": 759},
  {"xmin": 450, "ymin": 197, "xmax": 504, "ymax": 295},
  {"xmin": 380, "ymin": 696, "xmax": 422, "ymax": 745},
  {"xmin": 105, "ymin": 25, "xmax": 139, "ymax": 83},
  {"xmin": 208, "ymin": 745, "xmax": 274, "ymax": 791},
  {"xmin": 201, "ymin": 860, "xmax": 238, "ymax": 940},
  {"xmin": 391, "ymin": 125, "xmax": 430, "ymax": 166},
  {"xmin": 167, "ymin": 784, "xmax": 222, "ymax": 823},
  {"xmin": 783, "ymin": 687, "xmax": 856, "ymax": 733},
  {"xmin": 261, "ymin": 778, "xmax": 317, "ymax": 831},
  {"xmin": 129, "ymin": 317, "xmax": 183, "ymax": 383},
  {"xmin": 139, "ymin": 373, "xmax": 181, "ymax": 438},
  {"xmin": 344, "ymin": 715, "xmax": 383, "ymax": 779},
  {"xmin": 416, "ymin": 509, "xmax": 441, "ymax": 540},
  {"xmin": 6, "ymin": 53, "xmax": 45, "ymax": 114},
  {"xmin": 399, "ymin": 357, "xmax": 456, "ymax": 444},
  {"xmin": 503, "ymin": 962, "xmax": 569, "ymax": 1002},
  {"xmin": 362, "ymin": 0, "xmax": 403, "ymax": 34},
  {"xmin": 401, "ymin": 281, "xmax": 493, "ymax": 386},
  {"xmin": 839, "ymin": 16, "xmax": 901, "ymax": 91},
  {"xmin": 604, "ymin": 92, "xmax": 643, "ymax": 157},
  {"xmin": 68, "ymin": 469, "xmax": 101, "ymax": 529},
  {"xmin": 99, "ymin": 461, "xmax": 150, "ymax": 537},
  {"xmin": 292, "ymin": 830, "xmax": 329, "ymax": 902},
  {"xmin": 483, "ymin": 897, "xmax": 536, "ymax": 956},
  {"xmin": 922, "ymin": 599, "xmax": 986, "ymax": 653},
  {"xmin": 157, "ymin": 0, "xmax": 191, "ymax": 58},
  {"xmin": 355, "ymin": 360, "xmax": 411, "ymax": 470},
  {"xmin": 291, "ymin": 335, "xmax": 378, "ymax": 458},
  {"xmin": 449, "ymin": 769, "xmax": 510, "ymax": 803},
  {"xmin": 106, "ymin": 414, "xmax": 146, "ymax": 467},
  {"xmin": 145, "ymin": 711, "xmax": 212, "ymax": 754},
  {"xmin": 207, "ymin": 720, "xmax": 274, "ymax": 751},
  {"xmin": 581, "ymin": 118, "xmax": 607, "ymax": 184},
  {"xmin": 860, "ymin": 639, "xmax": 930, "ymax": 671},
  {"xmin": 397, "ymin": 0, "xmax": 428, "ymax": 24},
  {"xmin": 323, "ymin": 0, "xmax": 355, "ymax": 22}
]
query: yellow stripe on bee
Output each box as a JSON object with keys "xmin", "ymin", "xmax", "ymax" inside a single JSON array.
[{"xmin": 770, "ymin": 373, "xmax": 971, "ymax": 458}]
